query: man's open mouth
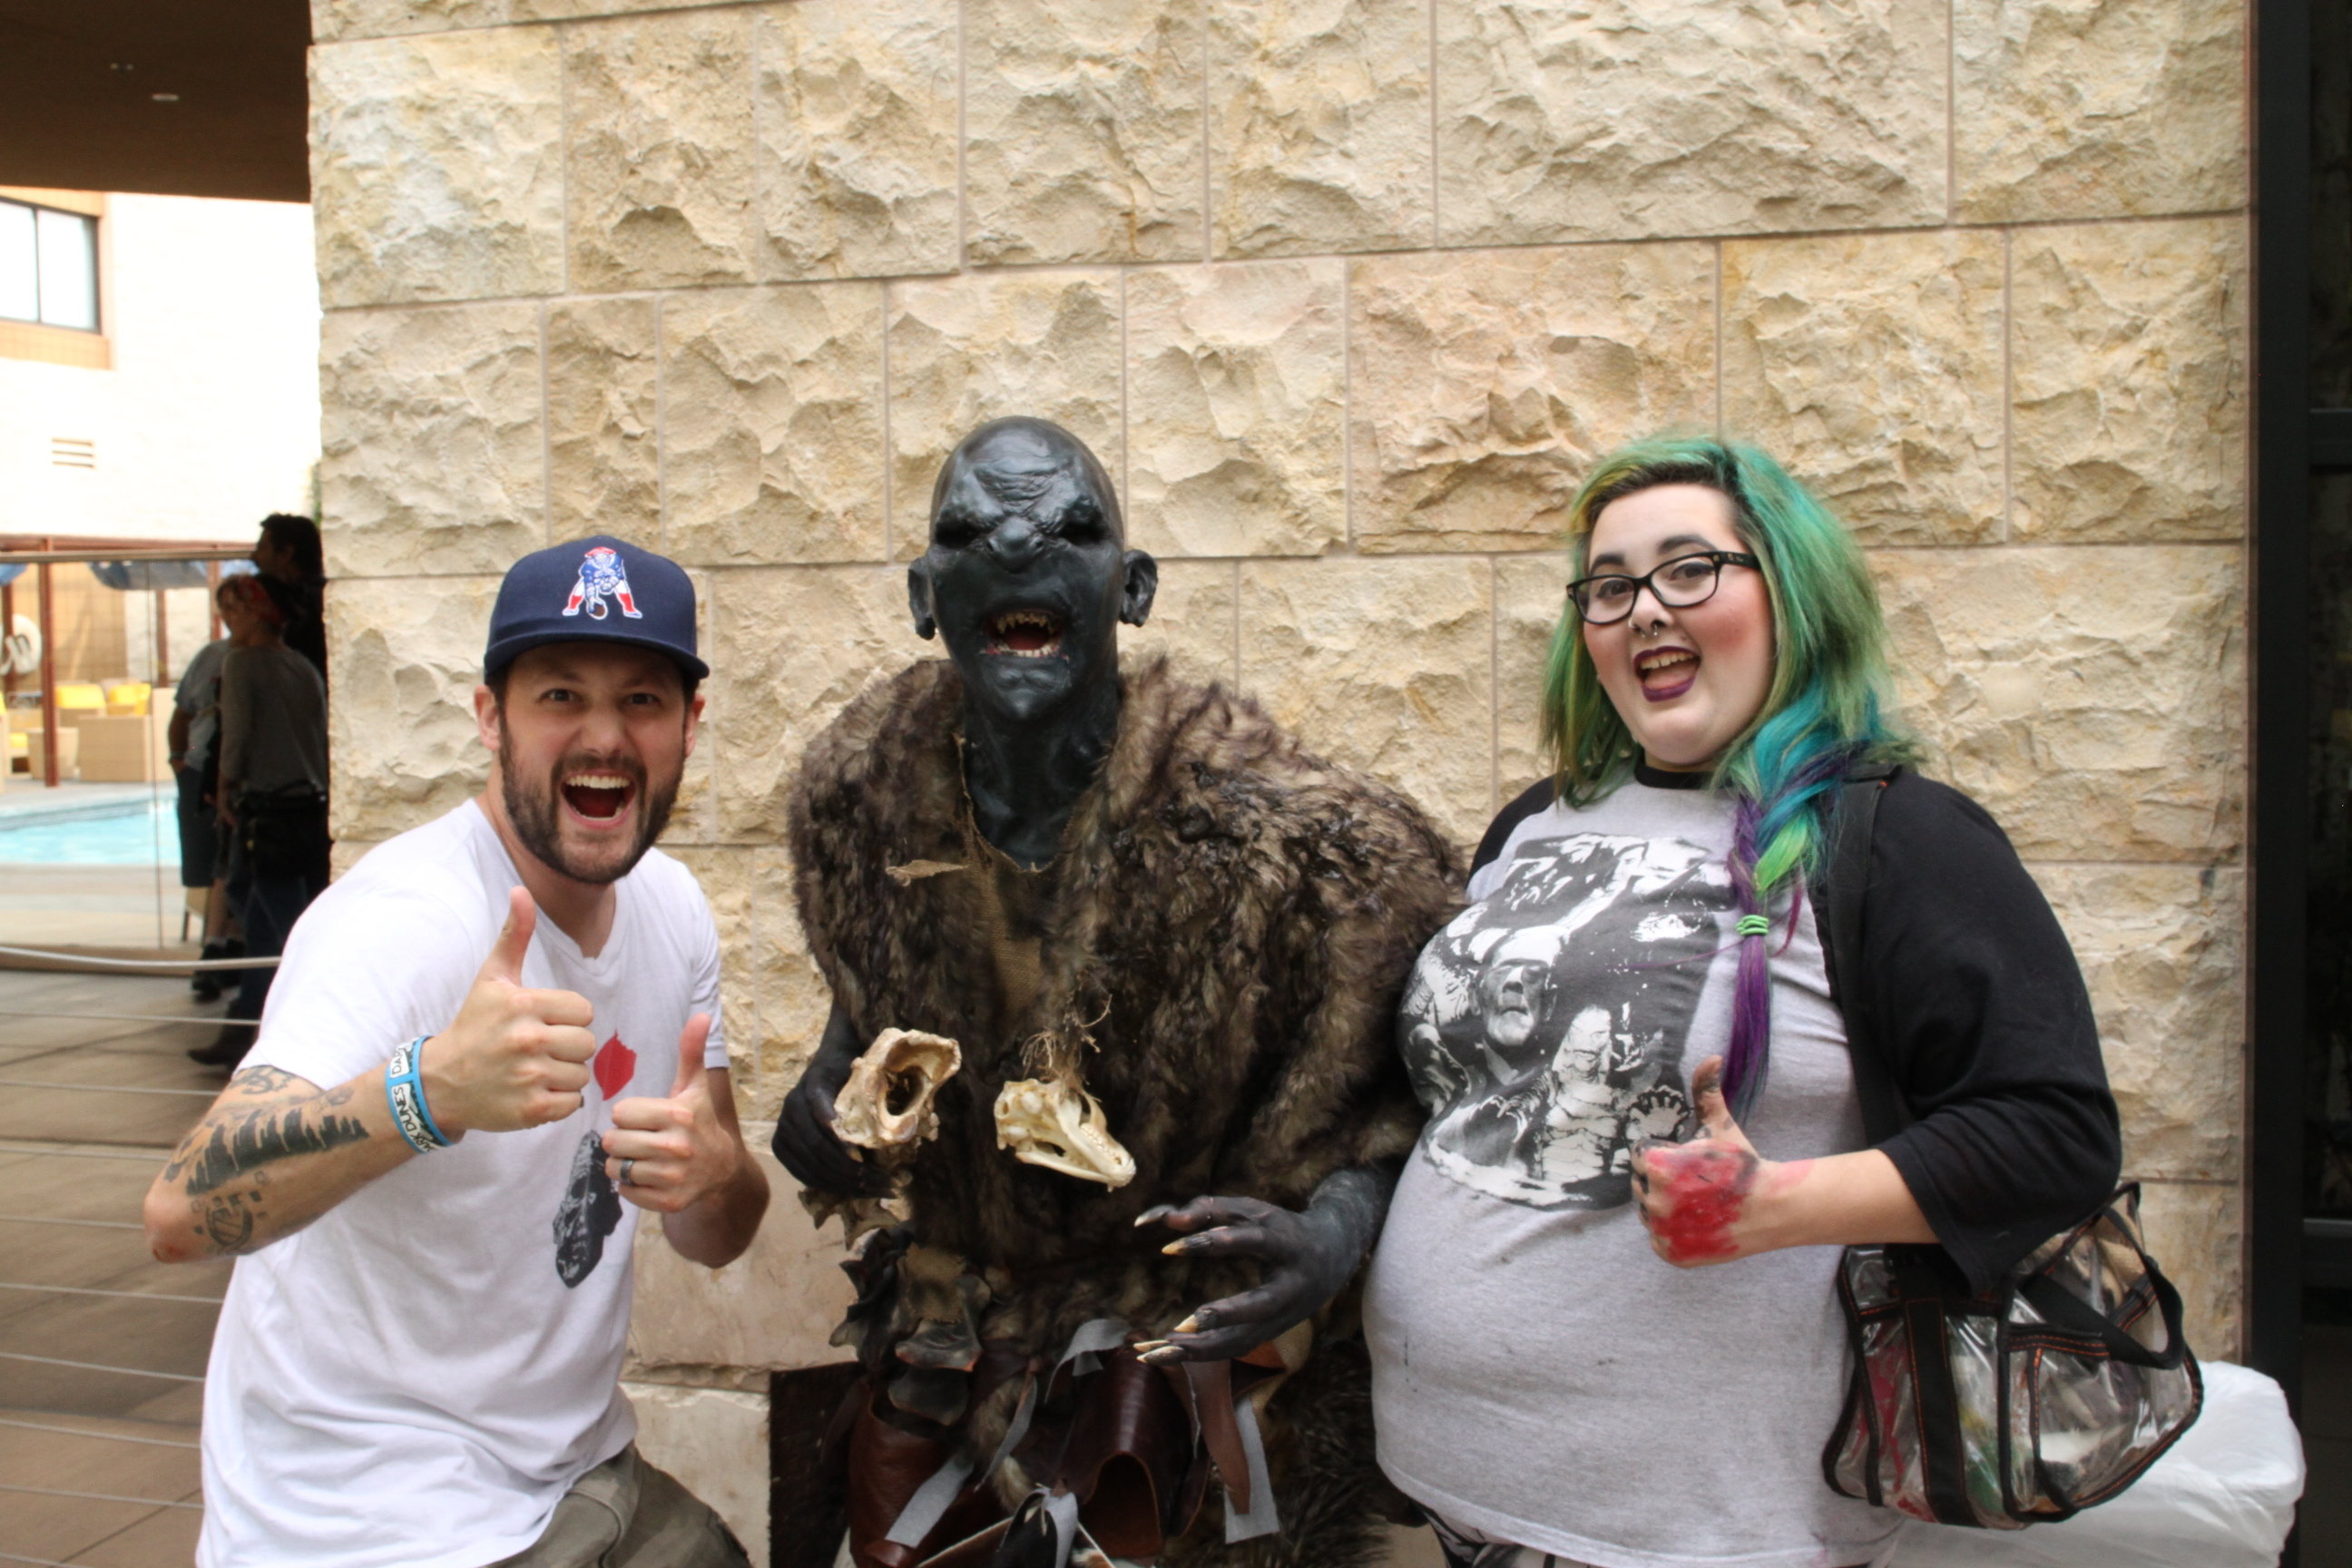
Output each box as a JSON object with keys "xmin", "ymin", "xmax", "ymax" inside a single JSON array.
[
  {"xmin": 984, "ymin": 608, "xmax": 1066, "ymax": 659},
  {"xmin": 561, "ymin": 771, "xmax": 637, "ymax": 822}
]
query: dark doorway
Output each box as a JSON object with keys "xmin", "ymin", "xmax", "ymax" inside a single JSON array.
[{"xmin": 2263, "ymin": 0, "xmax": 2352, "ymax": 1559}]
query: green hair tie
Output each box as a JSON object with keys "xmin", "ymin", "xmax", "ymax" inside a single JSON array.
[{"xmin": 1736, "ymin": 915, "xmax": 1771, "ymax": 937}]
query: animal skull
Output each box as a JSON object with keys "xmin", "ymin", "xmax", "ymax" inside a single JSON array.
[
  {"xmin": 993, "ymin": 1074, "xmax": 1136, "ymax": 1189},
  {"xmin": 832, "ymin": 1029, "xmax": 963, "ymax": 1151}
]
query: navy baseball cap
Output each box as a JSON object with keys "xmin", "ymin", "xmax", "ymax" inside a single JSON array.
[{"xmin": 483, "ymin": 535, "xmax": 709, "ymax": 682}]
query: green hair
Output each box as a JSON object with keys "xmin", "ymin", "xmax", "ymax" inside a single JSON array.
[{"xmin": 1536, "ymin": 433, "xmax": 1913, "ymax": 1114}]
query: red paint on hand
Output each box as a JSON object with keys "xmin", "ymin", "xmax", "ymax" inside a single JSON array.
[
  {"xmin": 593, "ymin": 1034, "xmax": 637, "ymax": 1101},
  {"xmin": 1648, "ymin": 1142, "xmax": 1760, "ymax": 1263}
]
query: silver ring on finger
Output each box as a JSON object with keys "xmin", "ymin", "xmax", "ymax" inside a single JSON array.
[{"xmin": 619, "ymin": 1158, "xmax": 635, "ymax": 1187}]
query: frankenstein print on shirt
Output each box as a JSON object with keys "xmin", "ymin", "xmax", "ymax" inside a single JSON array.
[{"xmin": 1398, "ymin": 832, "xmax": 1728, "ymax": 1210}]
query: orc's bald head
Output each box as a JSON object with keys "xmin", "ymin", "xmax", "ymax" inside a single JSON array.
[{"xmin": 909, "ymin": 418, "xmax": 1156, "ymax": 728}]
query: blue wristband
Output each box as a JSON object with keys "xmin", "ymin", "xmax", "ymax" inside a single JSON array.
[{"xmin": 385, "ymin": 1035, "xmax": 455, "ymax": 1153}]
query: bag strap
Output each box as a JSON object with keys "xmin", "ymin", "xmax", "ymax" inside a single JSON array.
[
  {"xmin": 1819, "ymin": 764, "xmax": 1905, "ymax": 1145},
  {"xmin": 2014, "ymin": 1200, "xmax": 2193, "ymax": 1371}
]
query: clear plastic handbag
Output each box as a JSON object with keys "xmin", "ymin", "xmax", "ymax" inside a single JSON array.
[{"xmin": 1821, "ymin": 1183, "xmax": 2202, "ymax": 1528}]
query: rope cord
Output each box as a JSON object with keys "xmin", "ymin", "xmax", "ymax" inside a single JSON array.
[
  {"xmin": 0, "ymin": 945, "xmax": 278, "ymax": 972},
  {"xmin": 0, "ymin": 1349, "xmax": 202, "ymax": 1383},
  {"xmin": 0, "ymin": 1008, "xmax": 256, "ymax": 1027}
]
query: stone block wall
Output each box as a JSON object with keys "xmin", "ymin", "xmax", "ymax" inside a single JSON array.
[{"xmin": 308, "ymin": 0, "xmax": 2251, "ymax": 1533}]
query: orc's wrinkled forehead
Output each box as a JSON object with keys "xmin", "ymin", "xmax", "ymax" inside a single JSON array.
[{"xmin": 927, "ymin": 417, "xmax": 1123, "ymax": 544}]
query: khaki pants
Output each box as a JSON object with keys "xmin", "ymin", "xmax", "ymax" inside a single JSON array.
[{"xmin": 495, "ymin": 1446, "xmax": 750, "ymax": 1568}]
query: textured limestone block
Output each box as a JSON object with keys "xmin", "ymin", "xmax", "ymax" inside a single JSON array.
[
  {"xmin": 566, "ymin": 9, "xmax": 757, "ymax": 291},
  {"xmin": 2132, "ymin": 1180, "xmax": 2240, "ymax": 1360},
  {"xmin": 1349, "ymin": 245, "xmax": 1715, "ymax": 553},
  {"xmin": 662, "ymin": 283, "xmax": 887, "ymax": 565},
  {"xmin": 966, "ymin": 0, "xmax": 1205, "ymax": 266},
  {"xmin": 1127, "ymin": 559, "xmax": 1241, "ymax": 685},
  {"xmin": 1494, "ymin": 554, "xmax": 1570, "ymax": 795},
  {"xmin": 753, "ymin": 0, "xmax": 959, "ymax": 280},
  {"xmin": 662, "ymin": 848, "xmax": 760, "ymax": 1096},
  {"xmin": 2010, "ymin": 219, "xmax": 2249, "ymax": 544},
  {"xmin": 312, "ymin": 0, "xmax": 509, "ymax": 39},
  {"xmin": 887, "ymin": 271, "xmax": 1123, "ymax": 551},
  {"xmin": 1210, "ymin": 0, "xmax": 1433, "ymax": 257},
  {"xmin": 1240, "ymin": 558, "xmax": 1492, "ymax": 846},
  {"xmin": 2033, "ymin": 863, "xmax": 2243, "ymax": 1182},
  {"xmin": 313, "ymin": 0, "xmax": 695, "ymax": 42},
  {"xmin": 326, "ymin": 576, "xmax": 498, "ymax": 843},
  {"xmin": 628, "ymin": 1128, "xmax": 853, "ymax": 1374},
  {"xmin": 319, "ymin": 302, "xmax": 544, "ymax": 581},
  {"xmin": 1435, "ymin": 0, "xmax": 1945, "ymax": 248},
  {"xmin": 330, "ymin": 838, "xmax": 377, "ymax": 881},
  {"xmin": 1876, "ymin": 544, "xmax": 2245, "ymax": 863},
  {"xmin": 1127, "ymin": 260, "xmax": 1345, "ymax": 558},
  {"xmin": 655, "ymin": 569, "xmax": 720, "ymax": 848},
  {"xmin": 312, "ymin": 31, "xmax": 566, "ymax": 308},
  {"xmin": 1955, "ymin": 0, "xmax": 2246, "ymax": 223},
  {"xmin": 750, "ymin": 847, "xmax": 833, "ymax": 1110},
  {"xmin": 622, "ymin": 1382, "xmax": 769, "ymax": 1566},
  {"xmin": 709, "ymin": 567, "xmax": 920, "ymax": 843},
  {"xmin": 1722, "ymin": 232, "xmax": 2005, "ymax": 546},
  {"xmin": 546, "ymin": 297, "xmax": 661, "ymax": 545}
]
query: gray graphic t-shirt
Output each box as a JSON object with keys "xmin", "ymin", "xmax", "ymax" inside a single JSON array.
[{"xmin": 1365, "ymin": 777, "xmax": 1901, "ymax": 1568}]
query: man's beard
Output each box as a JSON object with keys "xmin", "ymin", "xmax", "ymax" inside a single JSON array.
[{"xmin": 501, "ymin": 750, "xmax": 678, "ymax": 885}]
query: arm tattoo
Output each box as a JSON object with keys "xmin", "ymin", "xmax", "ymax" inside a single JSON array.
[
  {"xmin": 195, "ymin": 1190, "xmax": 260, "ymax": 1251},
  {"xmin": 163, "ymin": 1096, "xmax": 371, "ymax": 1195},
  {"xmin": 228, "ymin": 1065, "xmax": 301, "ymax": 1096}
]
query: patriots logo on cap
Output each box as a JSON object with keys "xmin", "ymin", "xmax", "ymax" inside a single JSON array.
[{"xmin": 561, "ymin": 545, "xmax": 643, "ymax": 622}]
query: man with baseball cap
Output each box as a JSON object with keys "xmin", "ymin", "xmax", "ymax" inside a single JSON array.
[{"xmin": 145, "ymin": 536, "xmax": 769, "ymax": 1568}]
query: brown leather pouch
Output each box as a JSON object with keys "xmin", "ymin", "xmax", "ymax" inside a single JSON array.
[
  {"xmin": 1054, "ymin": 1347, "xmax": 1201, "ymax": 1561},
  {"xmin": 849, "ymin": 1398, "xmax": 965, "ymax": 1568}
]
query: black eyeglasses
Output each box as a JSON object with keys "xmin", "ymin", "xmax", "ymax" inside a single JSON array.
[{"xmin": 1564, "ymin": 551, "xmax": 1760, "ymax": 625}]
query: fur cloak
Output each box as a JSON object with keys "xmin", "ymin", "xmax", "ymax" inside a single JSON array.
[{"xmin": 788, "ymin": 654, "xmax": 1461, "ymax": 1566}]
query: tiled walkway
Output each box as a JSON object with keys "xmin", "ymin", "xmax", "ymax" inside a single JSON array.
[{"xmin": 0, "ymin": 966, "xmax": 231, "ymax": 1566}]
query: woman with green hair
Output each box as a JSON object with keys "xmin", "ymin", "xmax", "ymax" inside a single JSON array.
[{"xmin": 1362, "ymin": 436, "xmax": 2121, "ymax": 1568}]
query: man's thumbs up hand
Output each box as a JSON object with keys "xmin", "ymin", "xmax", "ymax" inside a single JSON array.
[
  {"xmin": 603, "ymin": 1014, "xmax": 742, "ymax": 1214},
  {"xmin": 416, "ymin": 887, "xmax": 599, "ymax": 1137},
  {"xmin": 668, "ymin": 1014, "xmax": 711, "ymax": 1100},
  {"xmin": 477, "ymin": 885, "xmax": 537, "ymax": 985}
]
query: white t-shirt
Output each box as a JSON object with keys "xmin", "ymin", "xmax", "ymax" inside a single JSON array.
[
  {"xmin": 198, "ymin": 799, "xmax": 727, "ymax": 1568},
  {"xmin": 1364, "ymin": 776, "xmax": 1900, "ymax": 1568}
]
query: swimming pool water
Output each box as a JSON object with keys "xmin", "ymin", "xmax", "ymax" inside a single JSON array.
[{"xmin": 0, "ymin": 799, "xmax": 179, "ymax": 866}]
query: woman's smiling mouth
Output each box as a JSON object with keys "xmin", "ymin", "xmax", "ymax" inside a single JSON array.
[{"xmin": 1635, "ymin": 646, "xmax": 1699, "ymax": 702}]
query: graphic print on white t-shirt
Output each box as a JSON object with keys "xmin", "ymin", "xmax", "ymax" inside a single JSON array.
[
  {"xmin": 552, "ymin": 1033, "xmax": 643, "ymax": 1287},
  {"xmin": 1398, "ymin": 830, "xmax": 1727, "ymax": 1210}
]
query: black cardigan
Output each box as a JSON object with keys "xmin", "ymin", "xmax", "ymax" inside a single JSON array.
[{"xmin": 1471, "ymin": 768, "xmax": 2123, "ymax": 1295}]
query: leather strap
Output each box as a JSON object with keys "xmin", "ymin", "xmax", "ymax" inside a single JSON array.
[{"xmin": 1180, "ymin": 1359, "xmax": 1253, "ymax": 1519}]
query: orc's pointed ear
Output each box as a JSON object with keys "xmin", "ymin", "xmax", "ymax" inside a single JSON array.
[
  {"xmin": 907, "ymin": 563, "xmax": 938, "ymax": 642},
  {"xmin": 1119, "ymin": 551, "xmax": 1158, "ymax": 629}
]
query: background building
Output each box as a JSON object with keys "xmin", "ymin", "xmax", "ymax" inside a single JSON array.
[{"xmin": 0, "ymin": 187, "xmax": 321, "ymax": 685}]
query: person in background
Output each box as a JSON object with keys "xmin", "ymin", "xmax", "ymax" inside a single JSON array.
[
  {"xmin": 252, "ymin": 512, "xmax": 326, "ymax": 679},
  {"xmin": 191, "ymin": 573, "xmax": 328, "ymax": 1068},
  {"xmin": 1362, "ymin": 435, "xmax": 2121, "ymax": 1568},
  {"xmin": 167, "ymin": 625, "xmax": 237, "ymax": 999}
]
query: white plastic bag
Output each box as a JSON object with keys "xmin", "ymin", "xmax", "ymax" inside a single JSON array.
[{"xmin": 1893, "ymin": 1361, "xmax": 2304, "ymax": 1567}]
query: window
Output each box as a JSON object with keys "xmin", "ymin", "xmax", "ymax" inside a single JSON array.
[{"xmin": 0, "ymin": 198, "xmax": 99, "ymax": 332}]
